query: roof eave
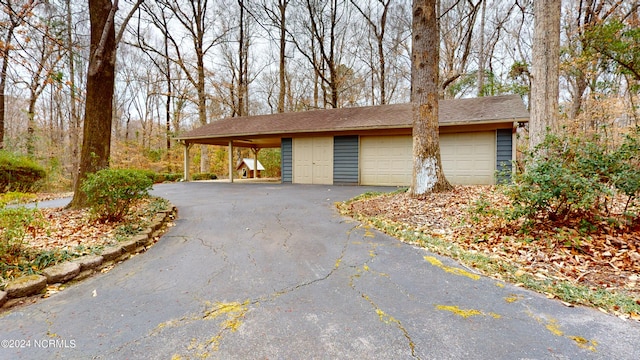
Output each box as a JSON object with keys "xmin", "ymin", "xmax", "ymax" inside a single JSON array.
[
  {"xmin": 174, "ymin": 116, "xmax": 529, "ymax": 142},
  {"xmin": 440, "ymin": 117, "xmax": 529, "ymax": 127}
]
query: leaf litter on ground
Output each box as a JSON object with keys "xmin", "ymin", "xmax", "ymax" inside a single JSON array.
[{"xmin": 344, "ymin": 185, "xmax": 640, "ymax": 319}]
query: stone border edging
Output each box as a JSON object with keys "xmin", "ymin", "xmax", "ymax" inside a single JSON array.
[{"xmin": 0, "ymin": 204, "xmax": 177, "ymax": 309}]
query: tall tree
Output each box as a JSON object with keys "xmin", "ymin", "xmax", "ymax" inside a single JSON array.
[
  {"xmin": 131, "ymin": 1, "xmax": 174, "ymax": 153},
  {"xmin": 65, "ymin": 0, "xmax": 82, "ymax": 187},
  {"xmin": 439, "ymin": 0, "xmax": 481, "ymax": 98},
  {"xmin": 217, "ymin": 0, "xmax": 253, "ymax": 118},
  {"xmin": 292, "ymin": 0, "xmax": 351, "ymax": 109},
  {"xmin": 529, "ymin": 0, "xmax": 561, "ymax": 148},
  {"xmin": 0, "ymin": 0, "xmax": 41, "ymax": 149},
  {"xmin": 409, "ymin": 0, "xmax": 451, "ymax": 196},
  {"xmin": 17, "ymin": 13, "xmax": 65, "ymax": 156},
  {"xmin": 255, "ymin": 0, "xmax": 290, "ymax": 113},
  {"xmin": 351, "ymin": 0, "xmax": 391, "ymax": 105},
  {"xmin": 138, "ymin": 0, "xmax": 225, "ymax": 173},
  {"xmin": 476, "ymin": 0, "xmax": 486, "ymax": 96},
  {"xmin": 69, "ymin": 0, "xmax": 142, "ymax": 208},
  {"xmin": 274, "ymin": 0, "xmax": 289, "ymax": 113}
]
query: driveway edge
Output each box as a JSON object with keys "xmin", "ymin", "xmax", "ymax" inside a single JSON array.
[{"xmin": 0, "ymin": 204, "xmax": 177, "ymax": 309}]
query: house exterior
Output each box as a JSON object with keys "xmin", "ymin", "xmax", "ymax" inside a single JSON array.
[
  {"xmin": 236, "ymin": 158, "xmax": 265, "ymax": 178},
  {"xmin": 176, "ymin": 95, "xmax": 529, "ymax": 186}
]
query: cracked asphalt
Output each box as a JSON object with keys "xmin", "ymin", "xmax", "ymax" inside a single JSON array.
[{"xmin": 1, "ymin": 182, "xmax": 640, "ymax": 359}]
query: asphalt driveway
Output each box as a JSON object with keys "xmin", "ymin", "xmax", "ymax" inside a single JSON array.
[{"xmin": 1, "ymin": 182, "xmax": 639, "ymax": 359}]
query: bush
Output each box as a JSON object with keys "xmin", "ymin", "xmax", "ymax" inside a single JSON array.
[
  {"xmin": 0, "ymin": 206, "xmax": 39, "ymax": 263},
  {"xmin": 192, "ymin": 173, "xmax": 217, "ymax": 181},
  {"xmin": 0, "ymin": 151, "xmax": 46, "ymax": 193},
  {"xmin": 81, "ymin": 169, "xmax": 153, "ymax": 222},
  {"xmin": 155, "ymin": 173, "xmax": 182, "ymax": 183},
  {"xmin": 506, "ymin": 127, "xmax": 640, "ymax": 228},
  {"xmin": 0, "ymin": 192, "xmax": 37, "ymax": 206}
]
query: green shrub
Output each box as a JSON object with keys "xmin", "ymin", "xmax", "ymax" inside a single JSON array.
[
  {"xmin": 81, "ymin": 168, "xmax": 153, "ymax": 222},
  {"xmin": 0, "ymin": 206, "xmax": 39, "ymax": 262},
  {"xmin": 0, "ymin": 192, "xmax": 37, "ymax": 206},
  {"xmin": 0, "ymin": 151, "xmax": 46, "ymax": 193},
  {"xmin": 506, "ymin": 127, "xmax": 640, "ymax": 228},
  {"xmin": 155, "ymin": 173, "xmax": 182, "ymax": 183},
  {"xmin": 192, "ymin": 173, "xmax": 217, "ymax": 180}
]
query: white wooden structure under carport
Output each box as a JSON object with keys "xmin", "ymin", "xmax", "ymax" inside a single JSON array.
[{"xmin": 175, "ymin": 95, "xmax": 529, "ymax": 186}]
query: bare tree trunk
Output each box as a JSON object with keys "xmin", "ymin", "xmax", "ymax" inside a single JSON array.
[
  {"xmin": 351, "ymin": 0, "xmax": 391, "ymax": 105},
  {"xmin": 26, "ymin": 96, "xmax": 37, "ymax": 156},
  {"xmin": 477, "ymin": 0, "xmax": 486, "ymax": 97},
  {"xmin": 197, "ymin": 54, "xmax": 209, "ymax": 173},
  {"xmin": 165, "ymin": 37, "xmax": 171, "ymax": 152},
  {"xmin": 277, "ymin": 0, "xmax": 288, "ymax": 113},
  {"xmin": 409, "ymin": 0, "xmax": 452, "ymax": 196},
  {"xmin": 529, "ymin": 0, "xmax": 561, "ymax": 149},
  {"xmin": 0, "ymin": 0, "xmax": 33, "ymax": 149},
  {"xmin": 66, "ymin": 0, "xmax": 81, "ymax": 189},
  {"xmin": 0, "ymin": 28, "xmax": 9, "ymax": 150},
  {"xmin": 570, "ymin": 75, "xmax": 587, "ymax": 120},
  {"xmin": 69, "ymin": 0, "xmax": 117, "ymax": 208},
  {"xmin": 238, "ymin": 0, "xmax": 246, "ymax": 117}
]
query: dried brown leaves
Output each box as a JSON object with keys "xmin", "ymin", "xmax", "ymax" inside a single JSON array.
[
  {"xmin": 347, "ymin": 186, "xmax": 640, "ymax": 299},
  {"xmin": 23, "ymin": 208, "xmax": 119, "ymax": 252}
]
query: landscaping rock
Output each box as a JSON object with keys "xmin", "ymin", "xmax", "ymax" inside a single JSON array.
[
  {"xmin": 119, "ymin": 239, "xmax": 139, "ymax": 253},
  {"xmin": 116, "ymin": 253, "xmax": 131, "ymax": 262},
  {"xmin": 43, "ymin": 262, "xmax": 81, "ymax": 284},
  {"xmin": 152, "ymin": 216, "xmax": 164, "ymax": 230},
  {"xmin": 72, "ymin": 254, "xmax": 104, "ymax": 271},
  {"xmin": 139, "ymin": 228, "xmax": 153, "ymax": 237},
  {"xmin": 100, "ymin": 260, "xmax": 115, "ymax": 269},
  {"xmin": 4, "ymin": 275, "xmax": 47, "ymax": 298},
  {"xmin": 0, "ymin": 291, "xmax": 7, "ymax": 307},
  {"xmin": 73, "ymin": 269, "xmax": 95, "ymax": 282},
  {"xmin": 131, "ymin": 234, "xmax": 148, "ymax": 246},
  {"xmin": 101, "ymin": 246, "xmax": 124, "ymax": 261}
]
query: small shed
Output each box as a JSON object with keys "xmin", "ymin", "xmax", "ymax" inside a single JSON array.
[{"xmin": 236, "ymin": 158, "xmax": 265, "ymax": 178}]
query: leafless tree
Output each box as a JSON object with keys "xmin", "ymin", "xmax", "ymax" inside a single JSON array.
[
  {"xmin": 290, "ymin": 0, "xmax": 353, "ymax": 108},
  {"xmin": 0, "ymin": 0, "xmax": 42, "ymax": 150},
  {"xmin": 136, "ymin": 0, "xmax": 227, "ymax": 172}
]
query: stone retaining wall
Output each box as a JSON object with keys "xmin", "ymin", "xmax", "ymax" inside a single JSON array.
[{"xmin": 0, "ymin": 205, "xmax": 177, "ymax": 309}]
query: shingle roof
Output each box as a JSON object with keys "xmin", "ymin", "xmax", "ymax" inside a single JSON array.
[{"xmin": 176, "ymin": 95, "xmax": 529, "ymax": 142}]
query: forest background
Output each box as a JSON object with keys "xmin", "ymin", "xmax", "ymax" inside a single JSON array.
[{"xmin": 0, "ymin": 0, "xmax": 638, "ymax": 190}]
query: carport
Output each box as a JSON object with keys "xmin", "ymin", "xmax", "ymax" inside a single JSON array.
[{"xmin": 175, "ymin": 95, "xmax": 529, "ymax": 185}]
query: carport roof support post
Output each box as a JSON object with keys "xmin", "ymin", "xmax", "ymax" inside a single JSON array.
[
  {"xmin": 183, "ymin": 142, "xmax": 192, "ymax": 181},
  {"xmin": 252, "ymin": 147, "xmax": 260, "ymax": 178},
  {"xmin": 229, "ymin": 140, "xmax": 234, "ymax": 183}
]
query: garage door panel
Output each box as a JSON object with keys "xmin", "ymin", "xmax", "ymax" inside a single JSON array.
[
  {"xmin": 440, "ymin": 132, "xmax": 495, "ymax": 185},
  {"xmin": 361, "ymin": 132, "xmax": 496, "ymax": 186},
  {"xmin": 361, "ymin": 136, "xmax": 413, "ymax": 186}
]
